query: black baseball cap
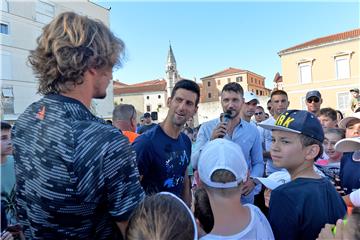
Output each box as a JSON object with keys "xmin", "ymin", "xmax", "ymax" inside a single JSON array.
[
  {"xmin": 306, "ymin": 90, "xmax": 321, "ymax": 100},
  {"xmin": 259, "ymin": 110, "xmax": 324, "ymax": 142}
]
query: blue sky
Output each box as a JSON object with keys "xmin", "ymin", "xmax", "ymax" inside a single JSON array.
[{"xmin": 96, "ymin": 1, "xmax": 359, "ymax": 88}]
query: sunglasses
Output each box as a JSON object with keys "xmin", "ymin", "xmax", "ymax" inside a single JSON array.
[
  {"xmin": 255, "ymin": 112, "xmax": 264, "ymax": 116},
  {"xmin": 307, "ymin": 97, "xmax": 320, "ymax": 103}
]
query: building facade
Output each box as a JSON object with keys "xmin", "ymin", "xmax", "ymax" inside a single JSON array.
[
  {"xmin": 113, "ymin": 79, "xmax": 167, "ymax": 121},
  {"xmin": 200, "ymin": 67, "xmax": 271, "ymax": 103},
  {"xmin": 278, "ymin": 28, "xmax": 360, "ymax": 115},
  {"xmin": 1, "ymin": 0, "xmax": 114, "ymax": 121}
]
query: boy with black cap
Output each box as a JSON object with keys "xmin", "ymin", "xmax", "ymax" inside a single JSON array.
[{"xmin": 259, "ymin": 110, "xmax": 346, "ymax": 240}]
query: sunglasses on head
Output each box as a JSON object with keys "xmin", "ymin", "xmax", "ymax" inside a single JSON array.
[
  {"xmin": 255, "ymin": 112, "xmax": 264, "ymax": 116},
  {"xmin": 307, "ymin": 97, "xmax": 320, "ymax": 103}
]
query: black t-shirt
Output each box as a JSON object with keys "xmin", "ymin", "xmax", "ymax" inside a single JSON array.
[
  {"xmin": 269, "ymin": 177, "xmax": 346, "ymax": 240},
  {"xmin": 132, "ymin": 125, "xmax": 191, "ymax": 197}
]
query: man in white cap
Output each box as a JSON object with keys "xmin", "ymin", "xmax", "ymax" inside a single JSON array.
[
  {"xmin": 198, "ymin": 138, "xmax": 274, "ymax": 239},
  {"xmin": 240, "ymin": 91, "xmax": 259, "ymax": 125}
]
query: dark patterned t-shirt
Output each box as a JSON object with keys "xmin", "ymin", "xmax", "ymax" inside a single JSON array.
[{"xmin": 12, "ymin": 94, "xmax": 144, "ymax": 239}]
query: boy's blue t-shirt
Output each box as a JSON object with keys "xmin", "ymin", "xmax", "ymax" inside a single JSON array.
[
  {"xmin": 340, "ymin": 152, "xmax": 360, "ymax": 194},
  {"xmin": 132, "ymin": 125, "xmax": 191, "ymax": 197},
  {"xmin": 269, "ymin": 177, "xmax": 346, "ymax": 240}
]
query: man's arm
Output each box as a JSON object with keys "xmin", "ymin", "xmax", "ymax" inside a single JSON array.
[
  {"xmin": 182, "ymin": 172, "xmax": 191, "ymax": 206},
  {"xmin": 249, "ymin": 130, "xmax": 264, "ymax": 178},
  {"xmin": 104, "ymin": 130, "xmax": 145, "ymax": 236}
]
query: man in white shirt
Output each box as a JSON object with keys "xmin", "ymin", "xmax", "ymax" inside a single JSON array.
[{"xmin": 259, "ymin": 90, "xmax": 289, "ymax": 176}]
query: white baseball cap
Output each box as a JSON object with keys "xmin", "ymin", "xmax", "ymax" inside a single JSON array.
[
  {"xmin": 335, "ymin": 137, "xmax": 360, "ymax": 152},
  {"xmin": 198, "ymin": 138, "xmax": 248, "ymax": 188},
  {"xmin": 244, "ymin": 92, "xmax": 259, "ymax": 104},
  {"xmin": 254, "ymin": 170, "xmax": 291, "ymax": 190},
  {"xmin": 338, "ymin": 112, "xmax": 360, "ymax": 129}
]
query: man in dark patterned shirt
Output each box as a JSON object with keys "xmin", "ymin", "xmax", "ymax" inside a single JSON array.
[{"xmin": 12, "ymin": 12, "xmax": 144, "ymax": 239}]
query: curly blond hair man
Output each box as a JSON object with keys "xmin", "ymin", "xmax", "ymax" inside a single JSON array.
[{"xmin": 12, "ymin": 12, "xmax": 144, "ymax": 239}]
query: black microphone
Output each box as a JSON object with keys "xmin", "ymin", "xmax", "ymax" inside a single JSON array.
[{"xmin": 223, "ymin": 110, "xmax": 232, "ymax": 123}]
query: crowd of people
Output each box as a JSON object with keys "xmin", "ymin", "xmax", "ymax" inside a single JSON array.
[{"xmin": 1, "ymin": 11, "xmax": 360, "ymax": 240}]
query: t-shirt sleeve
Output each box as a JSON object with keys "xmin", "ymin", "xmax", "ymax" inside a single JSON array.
[
  {"xmin": 269, "ymin": 189, "xmax": 299, "ymax": 240},
  {"xmin": 132, "ymin": 134, "xmax": 153, "ymax": 178},
  {"xmin": 252, "ymin": 206, "xmax": 275, "ymax": 239},
  {"xmin": 103, "ymin": 132, "xmax": 145, "ymax": 222},
  {"xmin": 249, "ymin": 129, "xmax": 264, "ymax": 178}
]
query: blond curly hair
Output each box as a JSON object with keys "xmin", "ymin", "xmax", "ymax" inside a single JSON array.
[{"xmin": 28, "ymin": 12, "xmax": 124, "ymax": 95}]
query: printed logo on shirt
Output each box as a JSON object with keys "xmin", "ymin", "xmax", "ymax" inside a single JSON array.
[{"xmin": 36, "ymin": 106, "xmax": 46, "ymax": 120}]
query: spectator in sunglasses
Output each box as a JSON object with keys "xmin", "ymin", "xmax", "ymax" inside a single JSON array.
[
  {"xmin": 305, "ymin": 90, "xmax": 323, "ymax": 117},
  {"xmin": 254, "ymin": 106, "xmax": 266, "ymax": 123}
]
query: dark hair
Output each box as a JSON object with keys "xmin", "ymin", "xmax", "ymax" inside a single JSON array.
[
  {"xmin": 256, "ymin": 106, "xmax": 265, "ymax": 111},
  {"xmin": 204, "ymin": 169, "xmax": 241, "ymax": 197},
  {"xmin": 336, "ymin": 110, "xmax": 344, "ymax": 120},
  {"xmin": 171, "ymin": 79, "xmax": 200, "ymax": 106},
  {"xmin": 221, "ymin": 82, "xmax": 244, "ymax": 96},
  {"xmin": 193, "ymin": 187, "xmax": 214, "ymax": 233},
  {"xmin": 319, "ymin": 108, "xmax": 337, "ymax": 121},
  {"xmin": 29, "ymin": 12, "xmax": 124, "ymax": 95},
  {"xmin": 267, "ymin": 99, "xmax": 271, "ymax": 104},
  {"xmin": 299, "ymin": 134, "xmax": 323, "ymax": 161},
  {"xmin": 324, "ymin": 128, "xmax": 345, "ymax": 139},
  {"xmin": 270, "ymin": 89, "xmax": 288, "ymax": 99},
  {"xmin": 126, "ymin": 194, "xmax": 195, "ymax": 240},
  {"xmin": 1, "ymin": 122, "xmax": 11, "ymax": 130}
]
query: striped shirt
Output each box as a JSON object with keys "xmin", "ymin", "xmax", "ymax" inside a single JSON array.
[{"xmin": 12, "ymin": 94, "xmax": 144, "ymax": 239}]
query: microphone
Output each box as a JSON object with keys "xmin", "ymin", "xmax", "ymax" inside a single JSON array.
[{"xmin": 222, "ymin": 110, "xmax": 232, "ymax": 123}]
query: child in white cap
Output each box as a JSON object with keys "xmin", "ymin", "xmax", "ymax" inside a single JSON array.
[{"xmin": 198, "ymin": 138, "xmax": 274, "ymax": 240}]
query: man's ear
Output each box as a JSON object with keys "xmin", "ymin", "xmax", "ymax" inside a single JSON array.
[
  {"xmin": 87, "ymin": 67, "xmax": 97, "ymax": 76},
  {"xmin": 166, "ymin": 97, "xmax": 172, "ymax": 107},
  {"xmin": 305, "ymin": 144, "xmax": 320, "ymax": 161}
]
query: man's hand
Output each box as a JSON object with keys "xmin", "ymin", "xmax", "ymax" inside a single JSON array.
[
  {"xmin": 210, "ymin": 122, "xmax": 227, "ymax": 140},
  {"xmin": 241, "ymin": 178, "xmax": 256, "ymax": 196}
]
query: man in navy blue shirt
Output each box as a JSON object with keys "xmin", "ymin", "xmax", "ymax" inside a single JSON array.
[
  {"xmin": 133, "ymin": 80, "xmax": 200, "ymax": 204},
  {"xmin": 12, "ymin": 12, "xmax": 144, "ymax": 239}
]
